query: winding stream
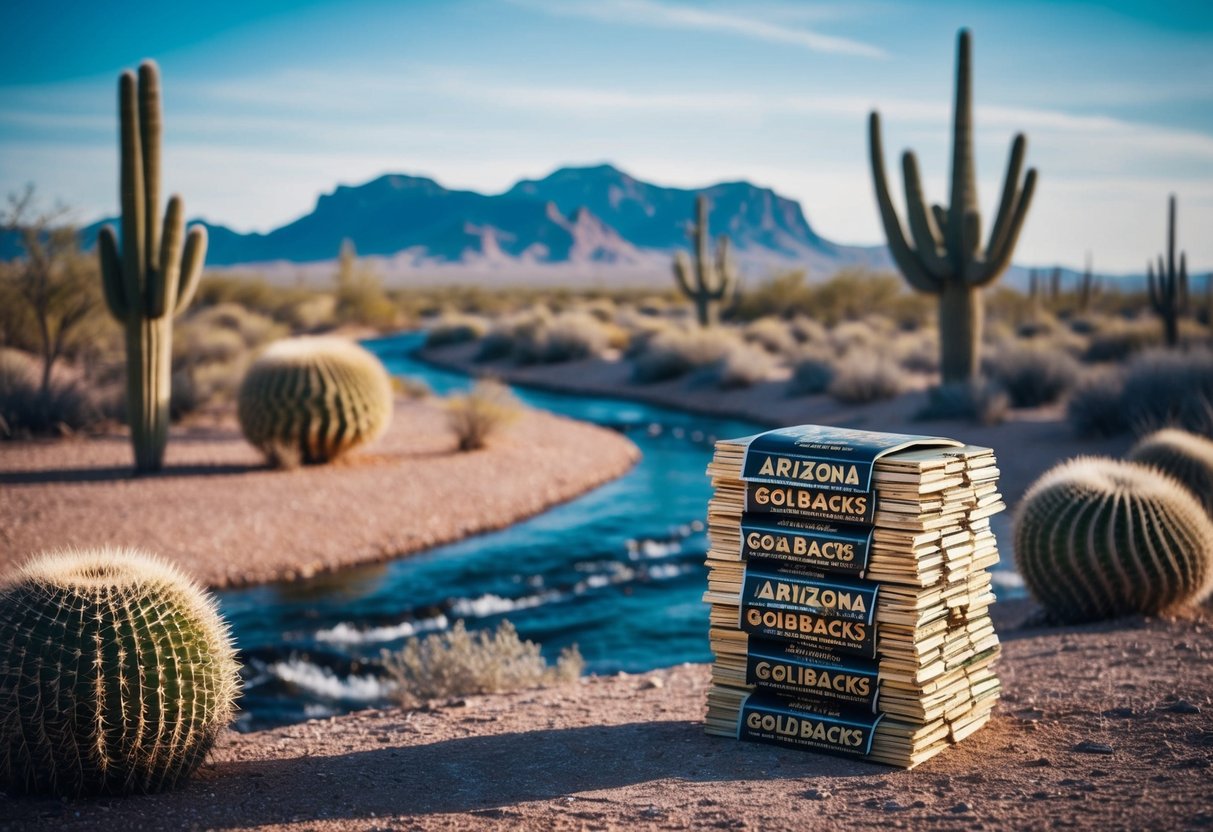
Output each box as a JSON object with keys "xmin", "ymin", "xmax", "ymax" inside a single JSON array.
[{"xmin": 218, "ymin": 331, "xmax": 1023, "ymax": 730}]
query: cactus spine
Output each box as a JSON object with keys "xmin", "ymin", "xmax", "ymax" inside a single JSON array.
[
  {"xmin": 238, "ymin": 337, "xmax": 393, "ymax": 465},
  {"xmin": 1128, "ymin": 428, "xmax": 1213, "ymax": 517},
  {"xmin": 1147, "ymin": 194, "xmax": 1188, "ymax": 347},
  {"xmin": 97, "ymin": 61, "xmax": 207, "ymax": 472},
  {"xmin": 673, "ymin": 195, "xmax": 738, "ymax": 328},
  {"xmin": 0, "ymin": 548, "xmax": 239, "ymax": 796},
  {"xmin": 1014, "ymin": 457, "xmax": 1213, "ymax": 623},
  {"xmin": 869, "ymin": 29, "xmax": 1037, "ymax": 383}
]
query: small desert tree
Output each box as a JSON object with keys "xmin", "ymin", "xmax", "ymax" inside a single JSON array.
[
  {"xmin": 0, "ymin": 186, "xmax": 106, "ymax": 396},
  {"xmin": 333, "ymin": 238, "xmax": 396, "ymax": 329}
]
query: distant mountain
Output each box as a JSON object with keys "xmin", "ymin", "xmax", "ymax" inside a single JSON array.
[{"xmin": 63, "ymin": 165, "xmax": 889, "ymax": 277}]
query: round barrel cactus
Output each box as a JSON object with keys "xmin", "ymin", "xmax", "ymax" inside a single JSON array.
[
  {"xmin": 0, "ymin": 548, "xmax": 240, "ymax": 796},
  {"xmin": 1015, "ymin": 457, "xmax": 1213, "ymax": 623},
  {"xmin": 1128, "ymin": 428, "xmax": 1213, "ymax": 517},
  {"xmin": 238, "ymin": 337, "xmax": 393, "ymax": 465}
]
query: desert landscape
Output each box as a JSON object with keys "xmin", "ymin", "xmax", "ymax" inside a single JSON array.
[{"xmin": 2, "ymin": 2, "xmax": 1212, "ymax": 829}]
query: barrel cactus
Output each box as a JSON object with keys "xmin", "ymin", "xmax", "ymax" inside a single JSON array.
[
  {"xmin": 1015, "ymin": 457, "xmax": 1213, "ymax": 623},
  {"xmin": 1129, "ymin": 428, "xmax": 1213, "ymax": 517},
  {"xmin": 238, "ymin": 337, "xmax": 393, "ymax": 465},
  {"xmin": 0, "ymin": 548, "xmax": 239, "ymax": 796}
]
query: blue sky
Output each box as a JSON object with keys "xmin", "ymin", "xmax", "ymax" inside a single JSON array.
[{"xmin": 2, "ymin": 0, "xmax": 1211, "ymax": 272}]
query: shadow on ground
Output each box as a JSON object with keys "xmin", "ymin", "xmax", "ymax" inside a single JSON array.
[{"xmin": 0, "ymin": 720, "xmax": 876, "ymax": 829}]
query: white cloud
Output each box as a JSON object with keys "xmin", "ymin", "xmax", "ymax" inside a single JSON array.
[{"xmin": 509, "ymin": 0, "xmax": 887, "ymax": 58}]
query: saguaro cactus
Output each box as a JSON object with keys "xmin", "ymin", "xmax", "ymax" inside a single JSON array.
[
  {"xmin": 1077, "ymin": 252, "xmax": 1099, "ymax": 313},
  {"xmin": 673, "ymin": 195, "xmax": 738, "ymax": 327},
  {"xmin": 869, "ymin": 29, "xmax": 1037, "ymax": 382},
  {"xmin": 1147, "ymin": 195, "xmax": 1188, "ymax": 347},
  {"xmin": 97, "ymin": 61, "xmax": 207, "ymax": 472}
]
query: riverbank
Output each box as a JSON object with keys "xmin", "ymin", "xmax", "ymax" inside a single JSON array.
[
  {"xmin": 0, "ymin": 399, "xmax": 640, "ymax": 588},
  {"xmin": 419, "ymin": 343, "xmax": 1135, "ymax": 505},
  {"xmin": 3, "ymin": 601, "xmax": 1209, "ymax": 831}
]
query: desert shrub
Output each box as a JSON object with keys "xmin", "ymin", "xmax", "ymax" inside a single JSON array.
[
  {"xmin": 381, "ymin": 620, "xmax": 583, "ymax": 708},
  {"xmin": 393, "ymin": 375, "xmax": 432, "ymax": 399},
  {"xmin": 577, "ymin": 297, "xmax": 617, "ymax": 323},
  {"xmin": 514, "ymin": 312, "xmax": 608, "ymax": 364},
  {"xmin": 893, "ymin": 330, "xmax": 940, "ymax": 374},
  {"xmin": 0, "ymin": 348, "xmax": 100, "ymax": 438},
  {"xmin": 621, "ymin": 317, "xmax": 676, "ymax": 359},
  {"xmin": 984, "ymin": 344, "xmax": 1080, "ymax": 407},
  {"xmin": 731, "ymin": 270, "xmax": 812, "ymax": 321},
  {"xmin": 786, "ymin": 345, "xmax": 836, "ymax": 397},
  {"xmin": 711, "ymin": 343, "xmax": 775, "ymax": 389},
  {"xmin": 829, "ymin": 320, "xmax": 880, "ymax": 355},
  {"xmin": 630, "ymin": 327, "xmax": 737, "ymax": 383},
  {"xmin": 1083, "ymin": 318, "xmax": 1161, "ymax": 362},
  {"xmin": 788, "ymin": 315, "xmax": 828, "ymax": 345},
  {"xmin": 915, "ymin": 379, "xmax": 1009, "ymax": 426},
  {"xmin": 335, "ymin": 275, "xmax": 397, "ymax": 330},
  {"xmin": 742, "ymin": 317, "xmax": 798, "ymax": 356},
  {"xmin": 827, "ymin": 351, "xmax": 903, "ymax": 404},
  {"xmin": 425, "ymin": 314, "xmax": 489, "ymax": 348},
  {"xmin": 1066, "ymin": 371, "xmax": 1127, "ymax": 438},
  {"xmin": 173, "ymin": 304, "xmax": 288, "ymax": 417},
  {"xmin": 445, "ymin": 379, "xmax": 522, "ymax": 451},
  {"xmin": 1120, "ymin": 348, "xmax": 1213, "ymax": 436}
]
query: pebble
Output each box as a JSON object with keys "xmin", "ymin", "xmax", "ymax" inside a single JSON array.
[
  {"xmin": 1165, "ymin": 700, "xmax": 1200, "ymax": 715},
  {"xmin": 1102, "ymin": 707, "xmax": 1135, "ymax": 718},
  {"xmin": 804, "ymin": 789, "xmax": 831, "ymax": 801},
  {"xmin": 1026, "ymin": 757, "xmax": 1052, "ymax": 767},
  {"xmin": 883, "ymin": 801, "xmax": 906, "ymax": 812},
  {"xmin": 641, "ymin": 677, "xmax": 664, "ymax": 690},
  {"xmin": 950, "ymin": 803, "xmax": 973, "ymax": 814},
  {"xmin": 1075, "ymin": 740, "xmax": 1115, "ymax": 754}
]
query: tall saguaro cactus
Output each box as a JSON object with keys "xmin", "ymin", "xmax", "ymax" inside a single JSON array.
[
  {"xmin": 1147, "ymin": 194, "xmax": 1188, "ymax": 347},
  {"xmin": 97, "ymin": 61, "xmax": 207, "ymax": 471},
  {"xmin": 673, "ymin": 195, "xmax": 738, "ymax": 327},
  {"xmin": 869, "ymin": 29, "xmax": 1037, "ymax": 382}
]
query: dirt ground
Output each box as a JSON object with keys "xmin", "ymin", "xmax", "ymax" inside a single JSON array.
[
  {"xmin": 1, "ymin": 600, "xmax": 1209, "ymax": 831},
  {"xmin": 0, "ymin": 398, "xmax": 639, "ymax": 587}
]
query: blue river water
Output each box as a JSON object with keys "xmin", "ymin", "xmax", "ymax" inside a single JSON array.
[{"xmin": 217, "ymin": 331, "xmax": 1023, "ymax": 730}]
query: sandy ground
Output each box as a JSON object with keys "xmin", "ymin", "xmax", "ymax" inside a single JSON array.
[
  {"xmin": 0, "ymin": 399, "xmax": 639, "ymax": 588},
  {"xmin": 1, "ymin": 600, "xmax": 1209, "ymax": 831},
  {"xmin": 420, "ymin": 344, "xmax": 1137, "ymax": 506}
]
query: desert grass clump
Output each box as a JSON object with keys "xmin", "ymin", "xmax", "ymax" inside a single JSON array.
[
  {"xmin": 742, "ymin": 317, "xmax": 798, "ymax": 356},
  {"xmin": 893, "ymin": 329, "xmax": 940, "ymax": 374},
  {"xmin": 630, "ymin": 327, "xmax": 737, "ymax": 383},
  {"xmin": 1119, "ymin": 347, "xmax": 1213, "ymax": 436},
  {"xmin": 1015, "ymin": 458, "xmax": 1213, "ymax": 622},
  {"xmin": 786, "ymin": 345, "xmax": 836, "ymax": 397},
  {"xmin": 1082, "ymin": 317, "xmax": 1161, "ymax": 362},
  {"xmin": 0, "ymin": 548, "xmax": 239, "ymax": 796},
  {"xmin": 788, "ymin": 315, "xmax": 828, "ymax": 345},
  {"xmin": 1128, "ymin": 428, "xmax": 1213, "ymax": 517},
  {"xmin": 1066, "ymin": 370, "xmax": 1128, "ymax": 438},
  {"xmin": 238, "ymin": 337, "xmax": 393, "ymax": 465},
  {"xmin": 826, "ymin": 351, "xmax": 903, "ymax": 404},
  {"xmin": 984, "ymin": 343, "xmax": 1080, "ymax": 407},
  {"xmin": 915, "ymin": 379, "xmax": 1009, "ymax": 426},
  {"xmin": 382, "ymin": 620, "xmax": 582, "ymax": 708},
  {"xmin": 711, "ymin": 342, "xmax": 775, "ymax": 389},
  {"xmin": 425, "ymin": 313, "xmax": 489, "ymax": 348},
  {"xmin": 512, "ymin": 311, "xmax": 608, "ymax": 364},
  {"xmin": 445, "ymin": 379, "xmax": 522, "ymax": 451},
  {"xmin": 0, "ymin": 348, "xmax": 100, "ymax": 438}
]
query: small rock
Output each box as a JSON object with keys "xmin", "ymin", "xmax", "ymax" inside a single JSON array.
[
  {"xmin": 1075, "ymin": 740, "xmax": 1115, "ymax": 755},
  {"xmin": 883, "ymin": 801, "xmax": 905, "ymax": 812},
  {"xmin": 1026, "ymin": 757, "xmax": 1052, "ymax": 767},
  {"xmin": 1102, "ymin": 707, "xmax": 1135, "ymax": 718},
  {"xmin": 1165, "ymin": 700, "xmax": 1200, "ymax": 715},
  {"xmin": 950, "ymin": 803, "xmax": 973, "ymax": 814},
  {"xmin": 1031, "ymin": 791, "xmax": 1051, "ymax": 801},
  {"xmin": 804, "ymin": 788, "xmax": 831, "ymax": 801},
  {"xmin": 911, "ymin": 800, "xmax": 927, "ymax": 809},
  {"xmin": 641, "ymin": 677, "xmax": 664, "ymax": 690}
]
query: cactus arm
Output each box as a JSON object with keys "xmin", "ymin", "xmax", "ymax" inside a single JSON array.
[
  {"xmin": 138, "ymin": 61, "xmax": 162, "ymax": 273},
  {"xmin": 175, "ymin": 225, "xmax": 207, "ymax": 316},
  {"xmin": 982, "ymin": 134, "xmax": 1028, "ymax": 264},
  {"xmin": 1179, "ymin": 252, "xmax": 1189, "ymax": 311},
  {"xmin": 900, "ymin": 151, "xmax": 949, "ymax": 276},
  {"xmin": 947, "ymin": 29, "xmax": 978, "ymax": 244},
  {"xmin": 931, "ymin": 204, "xmax": 948, "ymax": 233},
  {"xmin": 149, "ymin": 196, "xmax": 184, "ymax": 318},
  {"xmin": 868, "ymin": 112, "xmax": 941, "ymax": 294},
  {"xmin": 118, "ymin": 70, "xmax": 145, "ymax": 308},
  {"xmin": 673, "ymin": 251, "xmax": 694, "ymax": 296},
  {"xmin": 1148, "ymin": 261, "xmax": 1161, "ymax": 312},
  {"xmin": 973, "ymin": 168, "xmax": 1037, "ymax": 286},
  {"xmin": 710, "ymin": 236, "xmax": 738, "ymax": 301},
  {"xmin": 98, "ymin": 226, "xmax": 128, "ymax": 319}
]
